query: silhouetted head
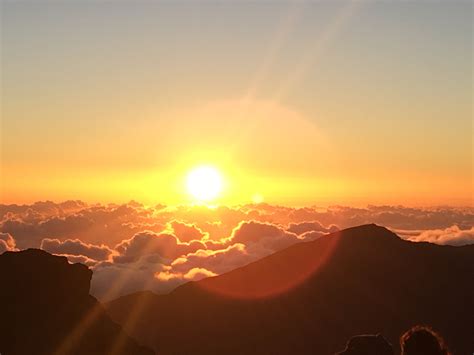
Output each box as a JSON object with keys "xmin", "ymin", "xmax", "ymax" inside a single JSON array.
[
  {"xmin": 400, "ymin": 326, "xmax": 450, "ymax": 355},
  {"xmin": 336, "ymin": 334, "xmax": 394, "ymax": 355}
]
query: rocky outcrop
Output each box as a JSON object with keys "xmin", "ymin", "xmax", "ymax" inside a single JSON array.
[{"xmin": 0, "ymin": 249, "xmax": 153, "ymax": 355}]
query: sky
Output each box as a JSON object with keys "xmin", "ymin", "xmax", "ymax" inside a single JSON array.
[{"xmin": 1, "ymin": 0, "xmax": 472, "ymax": 206}]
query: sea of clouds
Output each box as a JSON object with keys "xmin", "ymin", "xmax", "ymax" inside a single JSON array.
[{"xmin": 1, "ymin": 201, "xmax": 472, "ymax": 300}]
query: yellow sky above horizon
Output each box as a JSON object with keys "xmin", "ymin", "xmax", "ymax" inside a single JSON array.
[
  {"xmin": 1, "ymin": 1, "xmax": 472, "ymax": 207},
  {"xmin": 2, "ymin": 98, "xmax": 471, "ymax": 207}
]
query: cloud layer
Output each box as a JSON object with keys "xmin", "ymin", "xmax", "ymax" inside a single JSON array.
[
  {"xmin": 0, "ymin": 233, "xmax": 17, "ymax": 254},
  {"xmin": 401, "ymin": 225, "xmax": 474, "ymax": 246},
  {"xmin": 1, "ymin": 201, "xmax": 472, "ymax": 300}
]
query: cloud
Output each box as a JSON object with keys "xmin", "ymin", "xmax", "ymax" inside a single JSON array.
[
  {"xmin": 183, "ymin": 267, "xmax": 217, "ymax": 280},
  {"xmin": 113, "ymin": 231, "xmax": 205, "ymax": 263},
  {"xmin": 0, "ymin": 232, "xmax": 17, "ymax": 254},
  {"xmin": 167, "ymin": 220, "xmax": 208, "ymax": 242},
  {"xmin": 299, "ymin": 230, "xmax": 326, "ymax": 242},
  {"xmin": 230, "ymin": 220, "xmax": 300, "ymax": 252},
  {"xmin": 171, "ymin": 243, "xmax": 249, "ymax": 275},
  {"xmin": 403, "ymin": 225, "xmax": 474, "ymax": 246},
  {"xmin": 59, "ymin": 254, "xmax": 99, "ymax": 267},
  {"xmin": 0, "ymin": 202, "xmax": 166, "ymax": 248},
  {"xmin": 40, "ymin": 238, "xmax": 114, "ymax": 261},
  {"xmin": 151, "ymin": 246, "xmax": 244, "ymax": 293},
  {"xmin": 91, "ymin": 257, "xmax": 174, "ymax": 301},
  {"xmin": 3, "ymin": 201, "xmax": 471, "ymax": 249},
  {"xmin": 287, "ymin": 221, "xmax": 339, "ymax": 235},
  {"xmin": 0, "ymin": 219, "xmax": 46, "ymax": 248},
  {"xmin": 1, "ymin": 201, "xmax": 473, "ymax": 300},
  {"xmin": 155, "ymin": 267, "xmax": 217, "ymax": 283},
  {"xmin": 167, "ymin": 221, "xmax": 322, "ymax": 280}
]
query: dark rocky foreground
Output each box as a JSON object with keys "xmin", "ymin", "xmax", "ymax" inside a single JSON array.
[
  {"xmin": 1, "ymin": 225, "xmax": 473, "ymax": 355},
  {"xmin": 0, "ymin": 249, "xmax": 153, "ymax": 355},
  {"xmin": 106, "ymin": 225, "xmax": 474, "ymax": 355}
]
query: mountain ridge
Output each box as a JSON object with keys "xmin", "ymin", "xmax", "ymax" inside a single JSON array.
[
  {"xmin": 0, "ymin": 248, "xmax": 154, "ymax": 355},
  {"xmin": 106, "ymin": 224, "xmax": 474, "ymax": 354}
]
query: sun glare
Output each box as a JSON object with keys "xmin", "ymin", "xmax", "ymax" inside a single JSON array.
[{"xmin": 186, "ymin": 166, "xmax": 223, "ymax": 202}]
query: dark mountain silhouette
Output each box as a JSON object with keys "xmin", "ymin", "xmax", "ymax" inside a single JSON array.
[
  {"xmin": 106, "ymin": 224, "xmax": 474, "ymax": 355},
  {"xmin": 0, "ymin": 249, "xmax": 153, "ymax": 355}
]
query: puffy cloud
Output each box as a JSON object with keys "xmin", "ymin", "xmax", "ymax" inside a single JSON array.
[
  {"xmin": 403, "ymin": 225, "xmax": 474, "ymax": 246},
  {"xmin": 0, "ymin": 241, "xmax": 11, "ymax": 254},
  {"xmin": 150, "ymin": 258, "xmax": 233, "ymax": 298},
  {"xmin": 113, "ymin": 231, "xmax": 205, "ymax": 263},
  {"xmin": 155, "ymin": 267, "xmax": 217, "ymax": 283},
  {"xmin": 154, "ymin": 221, "xmax": 334, "ymax": 289},
  {"xmin": 0, "ymin": 202, "xmax": 165, "ymax": 248},
  {"xmin": 168, "ymin": 221, "xmax": 321, "ymax": 279},
  {"xmin": 91, "ymin": 257, "xmax": 174, "ymax": 301},
  {"xmin": 203, "ymin": 239, "xmax": 229, "ymax": 250},
  {"xmin": 156, "ymin": 205, "xmax": 249, "ymax": 240},
  {"xmin": 284, "ymin": 221, "xmax": 338, "ymax": 243},
  {"xmin": 60, "ymin": 254, "xmax": 98, "ymax": 267},
  {"xmin": 0, "ymin": 232, "xmax": 17, "ymax": 254},
  {"xmin": 299, "ymin": 230, "xmax": 326, "ymax": 242},
  {"xmin": 0, "ymin": 200, "xmax": 82, "ymax": 221},
  {"xmin": 171, "ymin": 243, "xmax": 249, "ymax": 275},
  {"xmin": 183, "ymin": 267, "xmax": 217, "ymax": 280},
  {"xmin": 230, "ymin": 221, "xmax": 300, "ymax": 252},
  {"xmin": 0, "ymin": 219, "xmax": 45, "ymax": 248},
  {"xmin": 287, "ymin": 221, "xmax": 339, "ymax": 235},
  {"xmin": 167, "ymin": 220, "xmax": 208, "ymax": 242},
  {"xmin": 40, "ymin": 238, "xmax": 114, "ymax": 261}
]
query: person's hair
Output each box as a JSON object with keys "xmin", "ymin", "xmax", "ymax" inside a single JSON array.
[
  {"xmin": 336, "ymin": 334, "xmax": 393, "ymax": 355},
  {"xmin": 400, "ymin": 325, "xmax": 451, "ymax": 355}
]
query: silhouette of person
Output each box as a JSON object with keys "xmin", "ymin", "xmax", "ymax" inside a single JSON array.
[
  {"xmin": 400, "ymin": 326, "xmax": 451, "ymax": 355},
  {"xmin": 335, "ymin": 334, "xmax": 394, "ymax": 355}
]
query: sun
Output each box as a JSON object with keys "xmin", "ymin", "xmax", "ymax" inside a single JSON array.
[{"xmin": 186, "ymin": 166, "xmax": 223, "ymax": 202}]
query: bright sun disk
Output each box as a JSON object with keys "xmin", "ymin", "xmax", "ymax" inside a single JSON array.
[{"xmin": 186, "ymin": 166, "xmax": 222, "ymax": 202}]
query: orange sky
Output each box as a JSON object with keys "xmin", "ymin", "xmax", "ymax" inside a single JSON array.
[{"xmin": 1, "ymin": 1, "xmax": 472, "ymax": 207}]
